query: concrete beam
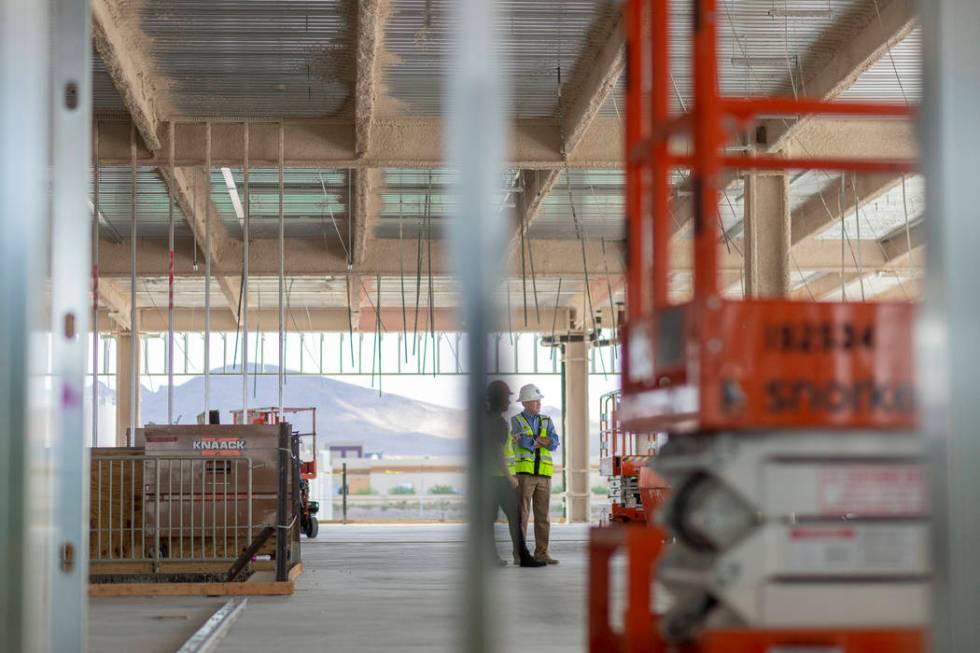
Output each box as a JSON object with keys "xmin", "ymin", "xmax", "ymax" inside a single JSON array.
[
  {"xmin": 791, "ymin": 272, "xmax": 861, "ymax": 301},
  {"xmin": 91, "ymin": 0, "xmax": 167, "ymax": 151},
  {"xmin": 97, "ymin": 237, "xmax": 627, "ymax": 278},
  {"xmin": 762, "ymin": 0, "xmax": 918, "ymax": 150},
  {"xmin": 100, "ymin": 306, "xmax": 574, "ymax": 334},
  {"xmin": 515, "ymin": 3, "xmax": 625, "ymax": 240},
  {"xmin": 97, "ymin": 235, "xmax": 918, "ymax": 281},
  {"xmin": 93, "ymin": 118, "xmax": 625, "ymax": 170},
  {"xmin": 157, "ymin": 165, "xmax": 243, "ymax": 322},
  {"xmin": 354, "ymin": 0, "xmax": 389, "ymax": 157},
  {"xmin": 792, "ymin": 173, "xmax": 904, "ymax": 246},
  {"xmin": 352, "ymin": 168, "xmax": 383, "ymax": 268},
  {"xmin": 571, "ymin": 276, "xmax": 624, "ymax": 331},
  {"xmin": 97, "ymin": 278, "xmax": 132, "ymax": 331},
  {"xmin": 787, "ymin": 118, "xmax": 918, "ymax": 161}
]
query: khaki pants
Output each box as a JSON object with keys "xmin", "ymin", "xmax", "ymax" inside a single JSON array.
[{"xmin": 516, "ymin": 474, "xmax": 551, "ymax": 559}]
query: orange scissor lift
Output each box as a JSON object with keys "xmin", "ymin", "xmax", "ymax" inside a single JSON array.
[
  {"xmin": 588, "ymin": 0, "xmax": 925, "ymax": 651},
  {"xmin": 599, "ymin": 390, "xmax": 669, "ymax": 524}
]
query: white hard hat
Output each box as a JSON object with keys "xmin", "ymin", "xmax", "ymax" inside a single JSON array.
[{"xmin": 518, "ymin": 384, "xmax": 544, "ymax": 402}]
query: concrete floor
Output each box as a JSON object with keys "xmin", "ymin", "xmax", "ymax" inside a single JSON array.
[{"xmin": 89, "ymin": 523, "xmax": 600, "ymax": 652}]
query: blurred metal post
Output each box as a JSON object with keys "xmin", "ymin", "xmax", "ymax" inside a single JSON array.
[
  {"xmin": 920, "ymin": 0, "xmax": 980, "ymax": 650},
  {"xmin": 342, "ymin": 463, "xmax": 348, "ymax": 524},
  {"xmin": 446, "ymin": 0, "xmax": 508, "ymax": 650},
  {"xmin": 0, "ymin": 0, "xmax": 51, "ymax": 648},
  {"xmin": 49, "ymin": 0, "xmax": 92, "ymax": 648}
]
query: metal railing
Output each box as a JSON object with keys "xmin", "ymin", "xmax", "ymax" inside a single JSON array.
[{"xmin": 90, "ymin": 455, "xmax": 254, "ymax": 569}]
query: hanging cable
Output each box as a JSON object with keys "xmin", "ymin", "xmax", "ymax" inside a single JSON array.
[
  {"xmin": 426, "ymin": 201, "xmax": 436, "ymax": 377},
  {"xmin": 549, "ymin": 277, "xmax": 562, "ymax": 363},
  {"xmin": 413, "ymin": 197, "xmax": 424, "ymax": 355},
  {"xmin": 852, "ymin": 174, "xmax": 866, "ymax": 300},
  {"xmin": 376, "ymin": 272, "xmax": 383, "ymax": 395},
  {"xmin": 399, "ymin": 183, "xmax": 408, "ymax": 362},
  {"xmin": 526, "ymin": 217, "xmax": 541, "ymax": 323},
  {"xmin": 520, "ymin": 210, "xmax": 528, "ymax": 327}
]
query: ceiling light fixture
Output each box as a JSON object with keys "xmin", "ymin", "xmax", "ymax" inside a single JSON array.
[{"xmin": 220, "ymin": 167, "xmax": 245, "ymax": 226}]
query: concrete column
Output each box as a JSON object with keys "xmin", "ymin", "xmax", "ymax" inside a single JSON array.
[
  {"xmin": 563, "ymin": 338, "xmax": 590, "ymax": 522},
  {"xmin": 743, "ymin": 171, "xmax": 790, "ymax": 297},
  {"xmin": 114, "ymin": 326, "xmax": 140, "ymax": 446}
]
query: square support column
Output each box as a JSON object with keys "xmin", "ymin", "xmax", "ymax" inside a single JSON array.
[
  {"xmin": 743, "ymin": 171, "xmax": 790, "ymax": 297},
  {"xmin": 563, "ymin": 338, "xmax": 590, "ymax": 522},
  {"xmin": 114, "ymin": 324, "xmax": 139, "ymax": 446}
]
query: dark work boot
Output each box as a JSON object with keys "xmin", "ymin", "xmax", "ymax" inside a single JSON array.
[{"xmin": 519, "ymin": 551, "xmax": 546, "ymax": 568}]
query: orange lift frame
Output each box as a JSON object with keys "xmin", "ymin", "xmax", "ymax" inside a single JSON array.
[{"xmin": 590, "ymin": 0, "xmax": 924, "ymax": 650}]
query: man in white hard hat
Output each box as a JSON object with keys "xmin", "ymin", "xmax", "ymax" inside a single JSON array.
[{"xmin": 510, "ymin": 383, "xmax": 561, "ymax": 565}]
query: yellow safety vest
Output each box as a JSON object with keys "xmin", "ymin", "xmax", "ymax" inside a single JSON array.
[
  {"xmin": 501, "ymin": 435, "xmax": 517, "ymax": 476},
  {"xmin": 513, "ymin": 414, "xmax": 554, "ymax": 477}
]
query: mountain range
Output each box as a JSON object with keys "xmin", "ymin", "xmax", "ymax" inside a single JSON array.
[{"xmin": 101, "ymin": 366, "xmax": 598, "ymax": 457}]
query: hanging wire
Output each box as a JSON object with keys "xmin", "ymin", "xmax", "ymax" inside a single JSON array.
[
  {"xmin": 851, "ymin": 174, "xmax": 866, "ymax": 300},
  {"xmin": 549, "ymin": 277, "xmax": 562, "ymax": 363},
  {"xmin": 399, "ymin": 183, "xmax": 409, "ymax": 362},
  {"xmin": 345, "ymin": 274, "xmax": 355, "ymax": 367}
]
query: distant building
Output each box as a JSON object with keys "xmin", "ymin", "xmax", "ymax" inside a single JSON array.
[{"xmin": 329, "ymin": 442, "xmax": 363, "ymax": 460}]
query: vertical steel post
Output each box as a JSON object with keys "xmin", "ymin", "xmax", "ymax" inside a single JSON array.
[
  {"xmin": 447, "ymin": 0, "xmax": 507, "ymax": 649},
  {"xmin": 204, "ymin": 123, "xmax": 212, "ymax": 416},
  {"xmin": 92, "ymin": 123, "xmax": 100, "ymax": 444},
  {"xmin": 242, "ymin": 123, "xmax": 250, "ymax": 414},
  {"xmin": 167, "ymin": 122, "xmax": 175, "ymax": 424},
  {"xmin": 49, "ymin": 0, "xmax": 92, "ymax": 647},
  {"xmin": 129, "ymin": 125, "xmax": 138, "ymax": 443},
  {"xmin": 692, "ymin": 0, "xmax": 721, "ymax": 299},
  {"xmin": 0, "ymin": 0, "xmax": 50, "ymax": 648},
  {"xmin": 921, "ymin": 0, "xmax": 980, "ymax": 649},
  {"xmin": 278, "ymin": 123, "xmax": 285, "ymax": 415}
]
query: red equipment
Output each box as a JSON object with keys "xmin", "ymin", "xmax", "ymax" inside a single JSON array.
[
  {"xmin": 231, "ymin": 407, "xmax": 318, "ymax": 479},
  {"xmin": 231, "ymin": 407, "xmax": 321, "ymax": 538},
  {"xmin": 590, "ymin": 0, "xmax": 924, "ymax": 651},
  {"xmin": 598, "ymin": 391, "xmax": 668, "ymax": 524}
]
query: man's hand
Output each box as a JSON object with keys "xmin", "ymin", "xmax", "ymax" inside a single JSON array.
[
  {"xmin": 509, "ymin": 476, "xmax": 519, "ymax": 489},
  {"xmin": 535, "ymin": 436, "xmax": 551, "ymax": 447}
]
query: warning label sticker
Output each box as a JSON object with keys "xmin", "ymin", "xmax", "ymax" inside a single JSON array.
[
  {"xmin": 817, "ymin": 465, "xmax": 925, "ymax": 516},
  {"xmin": 783, "ymin": 524, "xmax": 926, "ymax": 574}
]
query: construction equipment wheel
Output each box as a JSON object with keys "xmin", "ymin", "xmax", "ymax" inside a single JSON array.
[{"xmin": 304, "ymin": 516, "xmax": 319, "ymax": 539}]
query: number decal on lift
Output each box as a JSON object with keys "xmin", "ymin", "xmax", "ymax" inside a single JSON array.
[{"xmin": 765, "ymin": 322, "xmax": 875, "ymax": 352}]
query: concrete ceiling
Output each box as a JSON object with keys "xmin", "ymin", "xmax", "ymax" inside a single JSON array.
[{"xmin": 89, "ymin": 0, "xmax": 923, "ymax": 332}]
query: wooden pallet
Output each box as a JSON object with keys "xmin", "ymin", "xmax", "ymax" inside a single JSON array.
[{"xmin": 88, "ymin": 562, "xmax": 303, "ymax": 597}]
